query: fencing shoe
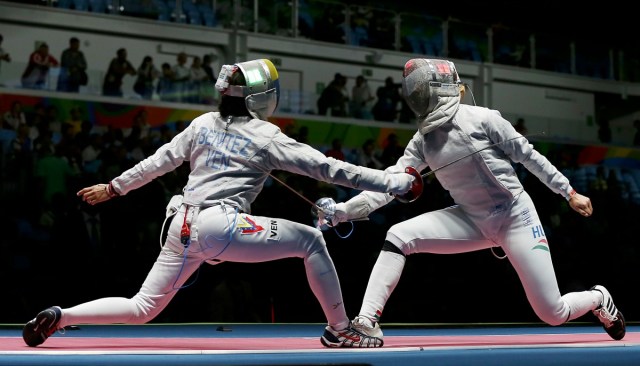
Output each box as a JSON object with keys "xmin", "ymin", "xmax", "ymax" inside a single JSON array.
[
  {"xmin": 351, "ymin": 315, "xmax": 383, "ymax": 338},
  {"xmin": 591, "ymin": 285, "xmax": 626, "ymax": 340},
  {"xmin": 23, "ymin": 306, "xmax": 62, "ymax": 347},
  {"xmin": 320, "ymin": 320, "xmax": 383, "ymax": 348}
]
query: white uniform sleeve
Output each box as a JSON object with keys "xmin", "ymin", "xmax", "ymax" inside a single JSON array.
[
  {"xmin": 111, "ymin": 122, "xmax": 195, "ymax": 195},
  {"xmin": 264, "ymin": 130, "xmax": 408, "ymax": 194},
  {"xmin": 485, "ymin": 112, "xmax": 574, "ymax": 200},
  {"xmin": 343, "ymin": 132, "xmax": 428, "ymax": 219}
]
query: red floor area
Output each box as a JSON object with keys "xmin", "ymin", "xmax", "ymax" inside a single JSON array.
[{"xmin": 2, "ymin": 332, "xmax": 639, "ymax": 353}]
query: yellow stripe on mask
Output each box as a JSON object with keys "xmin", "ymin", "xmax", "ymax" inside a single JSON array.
[{"xmin": 262, "ymin": 59, "xmax": 279, "ymax": 81}]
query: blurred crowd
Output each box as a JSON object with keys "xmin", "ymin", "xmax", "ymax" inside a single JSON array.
[
  {"xmin": 0, "ymin": 33, "xmax": 216, "ymax": 105},
  {"xmin": 317, "ymin": 73, "xmax": 417, "ymax": 123}
]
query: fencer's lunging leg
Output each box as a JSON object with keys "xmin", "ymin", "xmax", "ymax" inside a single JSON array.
[
  {"xmin": 500, "ymin": 192, "xmax": 603, "ymax": 325},
  {"xmin": 56, "ymin": 245, "xmax": 201, "ymax": 328},
  {"xmin": 358, "ymin": 242, "xmax": 406, "ymax": 323}
]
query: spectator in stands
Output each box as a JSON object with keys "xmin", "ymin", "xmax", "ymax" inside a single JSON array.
[
  {"xmin": 102, "ymin": 48, "xmax": 136, "ymax": 97},
  {"xmin": 380, "ymin": 133, "xmax": 403, "ymax": 166},
  {"xmin": 21, "ymin": 43, "xmax": 59, "ymax": 90},
  {"xmin": 514, "ymin": 117, "xmax": 528, "ymax": 135},
  {"xmin": 188, "ymin": 56, "xmax": 209, "ymax": 104},
  {"xmin": 73, "ymin": 119, "xmax": 94, "ymax": 153},
  {"xmin": 357, "ymin": 138, "xmax": 384, "ymax": 169},
  {"xmin": 10, "ymin": 124, "xmax": 33, "ymax": 163},
  {"xmin": 492, "ymin": 24, "xmax": 528, "ymax": 67},
  {"xmin": 0, "ymin": 34, "xmax": 11, "ymax": 84},
  {"xmin": 200, "ymin": 54, "xmax": 217, "ymax": 105},
  {"xmin": 372, "ymin": 77, "xmax": 401, "ymax": 122},
  {"xmin": 397, "ymin": 95, "xmax": 415, "ymax": 124},
  {"xmin": 202, "ymin": 54, "xmax": 215, "ymax": 82},
  {"xmin": 285, "ymin": 124, "xmax": 312, "ymax": 145},
  {"xmin": 123, "ymin": 109, "xmax": 151, "ymax": 141},
  {"xmin": 314, "ymin": 5, "xmax": 345, "ymax": 43},
  {"xmin": 350, "ymin": 75, "xmax": 374, "ymax": 119},
  {"xmin": 7, "ymin": 123, "xmax": 33, "ymax": 195},
  {"xmin": 63, "ymin": 106, "xmax": 84, "ymax": 138},
  {"xmin": 597, "ymin": 119, "xmax": 612, "ymax": 144},
  {"xmin": 33, "ymin": 129, "xmax": 55, "ymax": 159},
  {"xmin": 133, "ymin": 56, "xmax": 159, "ymax": 100},
  {"xmin": 172, "ymin": 52, "xmax": 190, "ymax": 103},
  {"xmin": 33, "ymin": 143, "xmax": 81, "ymax": 206},
  {"xmin": 349, "ymin": 7, "xmax": 371, "ymax": 46},
  {"xmin": 589, "ymin": 166, "xmax": 609, "ymax": 195},
  {"xmin": 57, "ymin": 37, "xmax": 88, "ymax": 93},
  {"xmin": 27, "ymin": 102, "xmax": 46, "ymax": 126},
  {"xmin": 45, "ymin": 105, "xmax": 62, "ymax": 136},
  {"xmin": 156, "ymin": 62, "xmax": 175, "ymax": 102},
  {"xmin": 325, "ymin": 138, "xmax": 346, "ymax": 161},
  {"xmin": 25, "ymin": 103, "xmax": 45, "ymax": 143},
  {"xmin": 2, "ymin": 100, "xmax": 27, "ymax": 130},
  {"xmin": 633, "ymin": 120, "xmax": 640, "ymax": 147},
  {"xmin": 317, "ymin": 73, "xmax": 348, "ymax": 117}
]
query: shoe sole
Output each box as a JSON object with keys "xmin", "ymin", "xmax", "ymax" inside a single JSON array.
[
  {"xmin": 320, "ymin": 333, "xmax": 384, "ymax": 348},
  {"xmin": 320, "ymin": 336, "xmax": 339, "ymax": 347},
  {"xmin": 23, "ymin": 308, "xmax": 59, "ymax": 347},
  {"xmin": 608, "ymin": 311, "xmax": 626, "ymax": 341}
]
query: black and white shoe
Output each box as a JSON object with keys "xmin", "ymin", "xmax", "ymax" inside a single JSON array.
[
  {"xmin": 320, "ymin": 319, "xmax": 383, "ymax": 348},
  {"xmin": 591, "ymin": 285, "xmax": 626, "ymax": 340},
  {"xmin": 23, "ymin": 306, "xmax": 62, "ymax": 347}
]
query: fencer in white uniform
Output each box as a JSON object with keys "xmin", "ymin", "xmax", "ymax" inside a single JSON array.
[
  {"xmin": 323, "ymin": 58, "xmax": 626, "ymax": 347},
  {"xmin": 22, "ymin": 59, "xmax": 415, "ymax": 348}
]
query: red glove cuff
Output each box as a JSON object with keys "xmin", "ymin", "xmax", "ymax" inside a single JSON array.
[{"xmin": 106, "ymin": 182, "xmax": 120, "ymax": 198}]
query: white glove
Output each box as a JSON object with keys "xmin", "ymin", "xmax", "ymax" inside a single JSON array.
[
  {"xmin": 388, "ymin": 172, "xmax": 415, "ymax": 195},
  {"xmin": 313, "ymin": 198, "xmax": 349, "ymax": 230},
  {"xmin": 331, "ymin": 202, "xmax": 349, "ymax": 227}
]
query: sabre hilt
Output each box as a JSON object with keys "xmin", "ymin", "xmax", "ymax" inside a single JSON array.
[
  {"xmin": 312, "ymin": 197, "xmax": 337, "ymax": 231},
  {"xmin": 393, "ymin": 166, "xmax": 424, "ymax": 203}
]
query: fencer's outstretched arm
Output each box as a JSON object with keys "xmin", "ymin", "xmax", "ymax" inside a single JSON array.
[{"xmin": 326, "ymin": 132, "xmax": 427, "ymax": 226}]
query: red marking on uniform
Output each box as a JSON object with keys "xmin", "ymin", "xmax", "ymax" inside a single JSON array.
[
  {"xmin": 241, "ymin": 216, "xmax": 264, "ymax": 234},
  {"xmin": 538, "ymin": 239, "xmax": 548, "ymax": 244}
]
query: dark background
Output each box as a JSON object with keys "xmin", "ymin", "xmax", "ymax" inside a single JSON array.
[{"xmin": 356, "ymin": 0, "xmax": 637, "ymax": 48}]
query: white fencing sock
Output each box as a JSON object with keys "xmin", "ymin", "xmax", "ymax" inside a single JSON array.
[{"xmin": 358, "ymin": 250, "xmax": 406, "ymax": 323}]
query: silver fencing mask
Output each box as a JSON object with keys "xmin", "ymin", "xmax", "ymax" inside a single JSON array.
[
  {"xmin": 215, "ymin": 59, "xmax": 280, "ymax": 120},
  {"xmin": 401, "ymin": 58, "xmax": 461, "ymax": 120}
]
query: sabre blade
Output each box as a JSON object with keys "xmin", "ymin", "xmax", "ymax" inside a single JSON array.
[{"xmin": 267, "ymin": 171, "xmax": 333, "ymax": 217}]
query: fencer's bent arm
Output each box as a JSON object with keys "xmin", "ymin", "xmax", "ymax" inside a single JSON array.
[{"xmin": 484, "ymin": 113, "xmax": 574, "ymax": 200}]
